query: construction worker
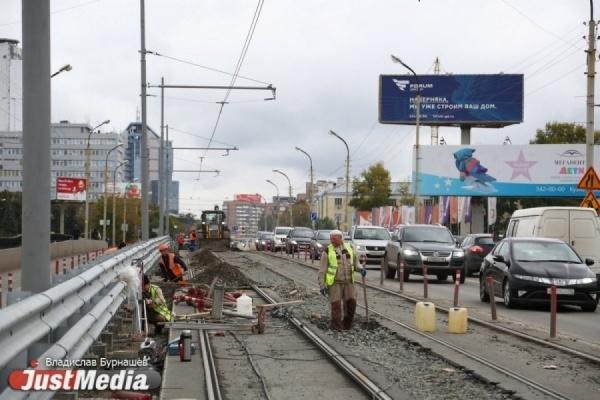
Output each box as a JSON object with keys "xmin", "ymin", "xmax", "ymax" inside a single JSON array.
[
  {"xmin": 142, "ymin": 274, "xmax": 172, "ymax": 334},
  {"xmin": 158, "ymin": 243, "xmax": 188, "ymax": 282},
  {"xmin": 318, "ymin": 230, "xmax": 366, "ymax": 331},
  {"xmin": 177, "ymin": 232, "xmax": 185, "ymax": 250},
  {"xmin": 188, "ymin": 229, "xmax": 198, "ymax": 252}
]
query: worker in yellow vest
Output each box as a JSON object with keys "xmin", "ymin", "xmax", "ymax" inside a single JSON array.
[
  {"xmin": 318, "ymin": 230, "xmax": 366, "ymax": 330},
  {"xmin": 142, "ymin": 274, "xmax": 173, "ymax": 335}
]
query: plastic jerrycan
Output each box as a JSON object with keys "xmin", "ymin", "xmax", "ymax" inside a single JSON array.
[
  {"xmin": 236, "ymin": 293, "xmax": 253, "ymax": 316},
  {"xmin": 448, "ymin": 307, "xmax": 468, "ymax": 334},
  {"xmin": 415, "ymin": 302, "xmax": 436, "ymax": 332}
]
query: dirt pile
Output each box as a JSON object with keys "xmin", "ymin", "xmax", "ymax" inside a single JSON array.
[{"xmin": 188, "ymin": 249, "xmax": 253, "ymax": 288}]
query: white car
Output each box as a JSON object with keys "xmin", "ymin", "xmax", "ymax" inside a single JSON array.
[
  {"xmin": 350, "ymin": 225, "xmax": 391, "ymax": 267},
  {"xmin": 271, "ymin": 226, "xmax": 293, "ymax": 251}
]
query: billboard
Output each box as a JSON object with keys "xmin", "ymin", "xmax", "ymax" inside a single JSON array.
[
  {"xmin": 56, "ymin": 177, "xmax": 86, "ymax": 201},
  {"xmin": 235, "ymin": 194, "xmax": 262, "ymax": 203},
  {"xmin": 415, "ymin": 145, "xmax": 600, "ymax": 197},
  {"xmin": 379, "ymin": 74, "xmax": 524, "ymax": 127},
  {"xmin": 104, "ymin": 182, "xmax": 142, "ymax": 198}
]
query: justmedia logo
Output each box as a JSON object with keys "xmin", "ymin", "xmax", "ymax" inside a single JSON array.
[
  {"xmin": 392, "ymin": 79, "xmax": 410, "ymax": 91},
  {"xmin": 560, "ymin": 149, "xmax": 584, "ymax": 158}
]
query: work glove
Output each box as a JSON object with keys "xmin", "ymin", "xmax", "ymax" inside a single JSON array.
[
  {"xmin": 359, "ymin": 268, "xmax": 367, "ymax": 277},
  {"xmin": 319, "ymin": 286, "xmax": 328, "ymax": 297}
]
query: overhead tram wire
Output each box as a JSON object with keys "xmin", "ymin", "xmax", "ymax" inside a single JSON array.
[
  {"xmin": 168, "ymin": 126, "xmax": 236, "ymax": 147},
  {"xmin": 200, "ymin": 0, "xmax": 265, "ymax": 173}
]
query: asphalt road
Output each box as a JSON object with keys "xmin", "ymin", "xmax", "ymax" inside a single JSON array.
[{"xmin": 364, "ymin": 269, "xmax": 600, "ymax": 346}]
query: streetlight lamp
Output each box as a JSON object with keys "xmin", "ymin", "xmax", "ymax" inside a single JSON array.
[
  {"xmin": 295, "ymin": 146, "xmax": 314, "ymax": 223},
  {"xmin": 84, "ymin": 119, "xmax": 110, "ymax": 239},
  {"xmin": 103, "ymin": 143, "xmax": 123, "ymax": 241},
  {"xmin": 112, "ymin": 161, "xmax": 128, "ymax": 247},
  {"xmin": 391, "ymin": 54, "xmax": 421, "ymax": 223},
  {"xmin": 328, "ymin": 130, "xmax": 350, "ymax": 231},
  {"xmin": 50, "ymin": 64, "xmax": 72, "ymax": 78},
  {"xmin": 273, "ymin": 169, "xmax": 293, "ymax": 226},
  {"xmin": 266, "ymin": 179, "xmax": 280, "ymax": 226}
]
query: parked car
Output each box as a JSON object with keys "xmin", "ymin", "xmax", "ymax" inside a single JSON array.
[
  {"xmin": 351, "ymin": 225, "xmax": 391, "ymax": 267},
  {"xmin": 285, "ymin": 227, "xmax": 314, "ymax": 254},
  {"xmin": 256, "ymin": 232, "xmax": 274, "ymax": 251},
  {"xmin": 506, "ymin": 207, "xmax": 600, "ymax": 273},
  {"xmin": 461, "ymin": 234, "xmax": 496, "ymax": 275},
  {"xmin": 309, "ymin": 230, "xmax": 332, "ymax": 260},
  {"xmin": 479, "ymin": 237, "xmax": 599, "ymax": 311},
  {"xmin": 385, "ymin": 224, "xmax": 465, "ymax": 282},
  {"xmin": 271, "ymin": 226, "xmax": 293, "ymax": 252}
]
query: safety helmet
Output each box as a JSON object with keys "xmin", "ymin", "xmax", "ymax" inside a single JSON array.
[{"xmin": 159, "ymin": 243, "xmax": 169, "ymax": 252}]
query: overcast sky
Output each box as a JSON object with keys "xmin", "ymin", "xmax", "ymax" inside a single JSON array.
[{"xmin": 0, "ymin": 0, "xmax": 593, "ymax": 215}]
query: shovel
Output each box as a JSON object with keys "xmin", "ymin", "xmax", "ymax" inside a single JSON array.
[{"xmin": 359, "ymin": 255, "xmax": 369, "ymax": 324}]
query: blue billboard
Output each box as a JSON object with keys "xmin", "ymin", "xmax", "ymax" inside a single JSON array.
[{"xmin": 379, "ymin": 74, "xmax": 524, "ymax": 127}]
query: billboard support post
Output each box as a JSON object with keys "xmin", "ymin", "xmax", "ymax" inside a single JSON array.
[
  {"xmin": 460, "ymin": 126, "xmax": 471, "ymax": 145},
  {"xmin": 59, "ymin": 203, "xmax": 65, "ymax": 234}
]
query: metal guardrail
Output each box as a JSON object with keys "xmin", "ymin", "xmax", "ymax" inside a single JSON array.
[{"xmin": 0, "ymin": 236, "xmax": 167, "ymax": 399}]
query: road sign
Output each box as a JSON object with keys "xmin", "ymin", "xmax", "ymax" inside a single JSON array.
[
  {"xmin": 577, "ymin": 167, "xmax": 600, "ymax": 190},
  {"xmin": 99, "ymin": 219, "xmax": 110, "ymax": 226},
  {"xmin": 121, "ymin": 223, "xmax": 128, "ymax": 232},
  {"xmin": 580, "ymin": 191, "xmax": 600, "ymax": 211},
  {"xmin": 310, "ymin": 212, "xmax": 317, "ymax": 222}
]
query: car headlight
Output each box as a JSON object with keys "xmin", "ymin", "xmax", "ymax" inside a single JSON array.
[
  {"xmin": 316, "ymin": 243, "xmax": 323, "ymax": 248},
  {"xmin": 403, "ymin": 248, "xmax": 419, "ymax": 257},
  {"xmin": 355, "ymin": 245, "xmax": 363, "ymax": 251},
  {"xmin": 513, "ymin": 275, "xmax": 597, "ymax": 286},
  {"xmin": 452, "ymin": 250, "xmax": 465, "ymax": 258},
  {"xmin": 291, "ymin": 240, "xmax": 297, "ymax": 245}
]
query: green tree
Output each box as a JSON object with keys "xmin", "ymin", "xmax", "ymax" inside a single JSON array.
[
  {"xmin": 349, "ymin": 162, "xmax": 394, "ymax": 211},
  {"xmin": 316, "ymin": 217, "xmax": 336, "ymax": 230},
  {"xmin": 0, "ymin": 191, "xmax": 21, "ymax": 236},
  {"xmin": 292, "ymin": 200, "xmax": 311, "ymax": 227},
  {"xmin": 530, "ymin": 121, "xmax": 600, "ymax": 144},
  {"xmin": 393, "ymin": 181, "xmax": 414, "ymax": 206}
]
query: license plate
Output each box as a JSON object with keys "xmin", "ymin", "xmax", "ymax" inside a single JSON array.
[
  {"xmin": 426, "ymin": 257, "xmax": 446, "ymax": 263},
  {"xmin": 547, "ymin": 288, "xmax": 575, "ymax": 295}
]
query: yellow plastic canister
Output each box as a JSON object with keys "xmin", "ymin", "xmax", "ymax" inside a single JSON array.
[
  {"xmin": 448, "ymin": 307, "xmax": 468, "ymax": 334},
  {"xmin": 415, "ymin": 302, "xmax": 436, "ymax": 332}
]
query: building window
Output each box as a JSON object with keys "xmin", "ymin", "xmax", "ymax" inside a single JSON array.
[{"xmin": 334, "ymin": 198, "xmax": 342, "ymax": 208}]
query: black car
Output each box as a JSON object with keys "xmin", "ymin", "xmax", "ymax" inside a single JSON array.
[
  {"xmin": 461, "ymin": 234, "xmax": 496, "ymax": 276},
  {"xmin": 479, "ymin": 237, "xmax": 599, "ymax": 311},
  {"xmin": 309, "ymin": 230, "xmax": 332, "ymax": 260},
  {"xmin": 385, "ymin": 224, "xmax": 465, "ymax": 282},
  {"xmin": 256, "ymin": 232, "xmax": 274, "ymax": 251},
  {"xmin": 285, "ymin": 227, "xmax": 314, "ymax": 254}
]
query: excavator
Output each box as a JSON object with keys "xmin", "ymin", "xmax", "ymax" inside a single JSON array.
[{"xmin": 197, "ymin": 206, "xmax": 231, "ymax": 252}]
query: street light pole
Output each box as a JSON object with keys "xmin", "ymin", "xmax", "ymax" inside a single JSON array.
[
  {"xmin": 159, "ymin": 76, "xmax": 165, "ymax": 236},
  {"xmin": 295, "ymin": 146, "xmax": 314, "ymax": 217},
  {"xmin": 266, "ymin": 179, "xmax": 280, "ymax": 226},
  {"xmin": 273, "ymin": 169, "xmax": 293, "ymax": 226},
  {"xmin": 112, "ymin": 161, "xmax": 128, "ymax": 247},
  {"xmin": 139, "ymin": 0, "xmax": 150, "ymax": 240},
  {"xmin": 329, "ymin": 130, "xmax": 350, "ymax": 231},
  {"xmin": 586, "ymin": 0, "xmax": 596, "ymax": 169},
  {"xmin": 391, "ymin": 55, "xmax": 421, "ymax": 223},
  {"xmin": 103, "ymin": 143, "xmax": 122, "ymax": 242},
  {"xmin": 84, "ymin": 119, "xmax": 110, "ymax": 239}
]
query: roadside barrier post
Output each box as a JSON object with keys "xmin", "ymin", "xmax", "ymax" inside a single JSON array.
[
  {"xmin": 453, "ymin": 269, "xmax": 461, "ymax": 307},
  {"xmin": 423, "ymin": 265, "xmax": 428, "ymax": 299},
  {"xmin": 0, "ymin": 275, "xmax": 3, "ymax": 308},
  {"xmin": 304, "ymin": 249, "xmax": 307, "ymax": 262},
  {"xmin": 486, "ymin": 276, "xmax": 497, "ymax": 320},
  {"xmin": 550, "ymin": 285, "xmax": 557, "ymax": 338},
  {"xmin": 379, "ymin": 258, "xmax": 384, "ymax": 285},
  {"xmin": 8, "ymin": 272, "xmax": 13, "ymax": 293},
  {"xmin": 399, "ymin": 262, "xmax": 404, "ymax": 292},
  {"xmin": 55, "ymin": 260, "xmax": 59, "ymax": 275}
]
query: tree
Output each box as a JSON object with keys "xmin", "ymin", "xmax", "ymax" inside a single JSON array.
[
  {"xmin": 316, "ymin": 217, "xmax": 336, "ymax": 230},
  {"xmin": 0, "ymin": 191, "xmax": 21, "ymax": 236},
  {"xmin": 349, "ymin": 162, "xmax": 394, "ymax": 211},
  {"xmin": 530, "ymin": 121, "xmax": 600, "ymax": 144},
  {"xmin": 292, "ymin": 200, "xmax": 311, "ymax": 227},
  {"xmin": 394, "ymin": 181, "xmax": 414, "ymax": 206}
]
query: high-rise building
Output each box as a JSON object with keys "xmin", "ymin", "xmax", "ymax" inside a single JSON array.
[
  {"xmin": 0, "ymin": 121, "xmax": 124, "ymax": 199},
  {"xmin": 0, "ymin": 39, "xmax": 22, "ymax": 132},
  {"xmin": 222, "ymin": 197, "xmax": 265, "ymax": 237}
]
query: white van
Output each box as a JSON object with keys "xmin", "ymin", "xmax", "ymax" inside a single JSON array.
[{"xmin": 506, "ymin": 207, "xmax": 600, "ymax": 273}]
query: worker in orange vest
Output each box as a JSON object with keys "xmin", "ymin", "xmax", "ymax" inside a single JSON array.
[
  {"xmin": 188, "ymin": 229, "xmax": 198, "ymax": 252},
  {"xmin": 158, "ymin": 243, "xmax": 188, "ymax": 282}
]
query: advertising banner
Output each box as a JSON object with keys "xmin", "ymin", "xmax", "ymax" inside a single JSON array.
[
  {"xmin": 416, "ymin": 145, "xmax": 600, "ymax": 197},
  {"xmin": 235, "ymin": 194, "xmax": 262, "ymax": 203},
  {"xmin": 56, "ymin": 177, "xmax": 86, "ymax": 201},
  {"xmin": 379, "ymin": 74, "xmax": 523, "ymax": 127}
]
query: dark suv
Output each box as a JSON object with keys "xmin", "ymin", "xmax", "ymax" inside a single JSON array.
[
  {"xmin": 285, "ymin": 227, "xmax": 315, "ymax": 254},
  {"xmin": 384, "ymin": 224, "xmax": 465, "ymax": 283}
]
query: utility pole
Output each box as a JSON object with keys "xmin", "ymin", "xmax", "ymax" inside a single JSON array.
[
  {"xmin": 159, "ymin": 77, "xmax": 164, "ymax": 235},
  {"xmin": 586, "ymin": 0, "xmax": 596, "ymax": 169},
  {"xmin": 139, "ymin": 0, "xmax": 149, "ymax": 240},
  {"xmin": 431, "ymin": 57, "xmax": 441, "ymax": 145},
  {"xmin": 295, "ymin": 146, "xmax": 314, "ymax": 212},
  {"xmin": 273, "ymin": 170, "xmax": 293, "ymax": 225},
  {"xmin": 165, "ymin": 124, "xmax": 171, "ymax": 236},
  {"xmin": 21, "ymin": 0, "xmax": 52, "ymax": 293},
  {"xmin": 266, "ymin": 179, "xmax": 280, "ymax": 226},
  {"xmin": 329, "ymin": 130, "xmax": 350, "ymax": 231}
]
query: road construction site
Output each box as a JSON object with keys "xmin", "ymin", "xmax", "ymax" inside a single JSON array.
[{"xmin": 158, "ymin": 249, "xmax": 600, "ymax": 400}]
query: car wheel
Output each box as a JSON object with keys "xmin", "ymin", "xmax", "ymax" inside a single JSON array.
[
  {"xmin": 581, "ymin": 302, "xmax": 598, "ymax": 312},
  {"xmin": 503, "ymin": 279, "xmax": 517, "ymax": 308},
  {"xmin": 385, "ymin": 258, "xmax": 396, "ymax": 279},
  {"xmin": 436, "ymin": 273, "xmax": 448, "ymax": 282},
  {"xmin": 479, "ymin": 275, "xmax": 490, "ymax": 302}
]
